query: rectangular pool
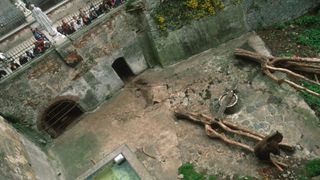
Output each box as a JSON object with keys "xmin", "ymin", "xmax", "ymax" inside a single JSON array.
[
  {"xmin": 77, "ymin": 144, "xmax": 152, "ymax": 180},
  {"xmin": 85, "ymin": 160, "xmax": 140, "ymax": 180}
]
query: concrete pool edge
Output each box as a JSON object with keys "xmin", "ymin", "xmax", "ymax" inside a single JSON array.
[{"xmin": 76, "ymin": 144, "xmax": 153, "ymax": 180}]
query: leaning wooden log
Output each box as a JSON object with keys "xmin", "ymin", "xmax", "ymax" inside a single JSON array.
[
  {"xmin": 234, "ymin": 49, "xmax": 320, "ymax": 97},
  {"xmin": 174, "ymin": 110, "xmax": 295, "ymax": 152},
  {"xmin": 174, "ymin": 110, "xmax": 291, "ymax": 171},
  {"xmin": 205, "ymin": 124, "xmax": 254, "ymax": 152}
]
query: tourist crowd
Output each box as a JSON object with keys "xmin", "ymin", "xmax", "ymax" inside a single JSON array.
[
  {"xmin": 57, "ymin": 0, "xmax": 124, "ymax": 35},
  {"xmin": 0, "ymin": 0, "xmax": 125, "ymax": 79}
]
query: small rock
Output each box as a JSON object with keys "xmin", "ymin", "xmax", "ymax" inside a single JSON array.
[
  {"xmin": 182, "ymin": 98, "xmax": 189, "ymax": 106},
  {"xmin": 178, "ymin": 92, "xmax": 186, "ymax": 98},
  {"xmin": 177, "ymin": 174, "xmax": 184, "ymax": 179},
  {"xmin": 37, "ymin": 139, "xmax": 47, "ymax": 145},
  {"xmin": 311, "ymin": 175, "xmax": 320, "ymax": 180},
  {"xmin": 296, "ymin": 144, "xmax": 303, "ymax": 151}
]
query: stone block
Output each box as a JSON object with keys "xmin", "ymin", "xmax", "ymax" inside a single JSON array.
[{"xmin": 55, "ymin": 39, "xmax": 83, "ymax": 67}]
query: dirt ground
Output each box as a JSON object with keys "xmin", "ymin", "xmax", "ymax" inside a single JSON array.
[{"xmin": 48, "ymin": 33, "xmax": 320, "ymax": 180}]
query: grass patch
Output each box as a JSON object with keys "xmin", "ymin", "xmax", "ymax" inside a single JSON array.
[
  {"xmin": 178, "ymin": 163, "xmax": 219, "ymax": 180},
  {"xmin": 297, "ymin": 28, "xmax": 320, "ymax": 53},
  {"xmin": 300, "ymin": 81, "xmax": 320, "ymax": 113},
  {"xmin": 178, "ymin": 163, "xmax": 205, "ymax": 180},
  {"xmin": 293, "ymin": 15, "xmax": 320, "ymax": 26},
  {"xmin": 305, "ymin": 159, "xmax": 320, "ymax": 177},
  {"xmin": 277, "ymin": 15, "xmax": 320, "ymax": 53},
  {"xmin": 299, "ymin": 159, "xmax": 320, "ymax": 178},
  {"xmin": 274, "ymin": 15, "xmax": 320, "ymax": 30}
]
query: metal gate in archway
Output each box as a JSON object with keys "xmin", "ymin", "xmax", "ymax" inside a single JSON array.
[{"xmin": 41, "ymin": 99, "xmax": 84, "ymax": 138}]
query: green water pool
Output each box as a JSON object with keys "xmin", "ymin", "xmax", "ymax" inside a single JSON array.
[{"xmin": 85, "ymin": 160, "xmax": 140, "ymax": 180}]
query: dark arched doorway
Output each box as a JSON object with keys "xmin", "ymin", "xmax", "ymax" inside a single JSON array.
[
  {"xmin": 112, "ymin": 57, "xmax": 135, "ymax": 82},
  {"xmin": 41, "ymin": 100, "xmax": 84, "ymax": 138}
]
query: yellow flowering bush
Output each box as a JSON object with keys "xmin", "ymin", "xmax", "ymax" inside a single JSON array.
[
  {"xmin": 152, "ymin": 0, "xmax": 236, "ymax": 33},
  {"xmin": 187, "ymin": 0, "xmax": 199, "ymax": 9},
  {"xmin": 158, "ymin": 16, "xmax": 165, "ymax": 24}
]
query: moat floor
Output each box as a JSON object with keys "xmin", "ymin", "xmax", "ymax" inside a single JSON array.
[{"xmin": 48, "ymin": 33, "xmax": 320, "ymax": 180}]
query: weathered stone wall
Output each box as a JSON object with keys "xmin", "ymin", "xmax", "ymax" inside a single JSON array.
[
  {"xmin": 145, "ymin": 0, "xmax": 319, "ymax": 66},
  {"xmin": 145, "ymin": 5, "xmax": 247, "ymax": 66},
  {"xmin": 0, "ymin": 8, "xmax": 149, "ymax": 135},
  {"xmin": 0, "ymin": 116, "xmax": 59, "ymax": 180},
  {"xmin": 0, "ymin": 116, "xmax": 36, "ymax": 180},
  {"xmin": 242, "ymin": 0, "xmax": 319, "ymax": 29}
]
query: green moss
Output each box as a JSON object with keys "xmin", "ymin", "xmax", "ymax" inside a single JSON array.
[
  {"xmin": 125, "ymin": 0, "xmax": 136, "ymax": 10},
  {"xmin": 52, "ymin": 133, "xmax": 98, "ymax": 179},
  {"xmin": 305, "ymin": 159, "xmax": 320, "ymax": 177},
  {"xmin": 178, "ymin": 163, "xmax": 205, "ymax": 180},
  {"xmin": 1, "ymin": 113, "xmax": 51, "ymax": 149},
  {"xmin": 232, "ymin": 0, "xmax": 242, "ymax": 5},
  {"xmin": 294, "ymin": 107, "xmax": 319, "ymax": 128},
  {"xmin": 2, "ymin": 113, "xmax": 20, "ymax": 124}
]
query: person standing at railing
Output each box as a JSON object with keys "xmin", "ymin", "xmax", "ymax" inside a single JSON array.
[
  {"xmin": 71, "ymin": 16, "xmax": 83, "ymax": 31},
  {"xmin": 102, "ymin": 0, "xmax": 113, "ymax": 10},
  {"xmin": 113, "ymin": 0, "xmax": 124, "ymax": 7},
  {"xmin": 0, "ymin": 69, "xmax": 7, "ymax": 79},
  {"xmin": 0, "ymin": 52, "xmax": 7, "ymax": 63},
  {"xmin": 89, "ymin": 3, "xmax": 98, "ymax": 20},
  {"xmin": 0, "ymin": 52, "xmax": 12, "ymax": 63},
  {"xmin": 79, "ymin": 8, "xmax": 91, "ymax": 26},
  {"xmin": 31, "ymin": 28, "xmax": 49, "ymax": 41},
  {"xmin": 61, "ymin": 19, "xmax": 75, "ymax": 35},
  {"xmin": 9, "ymin": 61, "xmax": 20, "ymax": 71}
]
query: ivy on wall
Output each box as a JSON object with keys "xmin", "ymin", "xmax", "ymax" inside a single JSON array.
[{"xmin": 151, "ymin": 0, "xmax": 226, "ymax": 32}]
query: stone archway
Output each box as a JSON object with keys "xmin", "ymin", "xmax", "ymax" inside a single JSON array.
[{"xmin": 39, "ymin": 98, "xmax": 84, "ymax": 138}]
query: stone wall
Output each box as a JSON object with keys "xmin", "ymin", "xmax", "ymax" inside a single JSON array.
[
  {"xmin": 242, "ymin": 0, "xmax": 319, "ymax": 29},
  {"xmin": 0, "ymin": 116, "xmax": 58, "ymax": 180},
  {"xmin": 0, "ymin": 7, "xmax": 149, "ymax": 136},
  {"xmin": 145, "ymin": 0, "xmax": 319, "ymax": 66},
  {"xmin": 0, "ymin": 116, "xmax": 36, "ymax": 180}
]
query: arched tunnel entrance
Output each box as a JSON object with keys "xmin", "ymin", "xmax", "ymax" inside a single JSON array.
[
  {"xmin": 112, "ymin": 57, "xmax": 135, "ymax": 82},
  {"xmin": 40, "ymin": 99, "xmax": 84, "ymax": 138}
]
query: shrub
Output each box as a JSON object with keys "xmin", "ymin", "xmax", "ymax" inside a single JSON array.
[
  {"xmin": 178, "ymin": 163, "xmax": 205, "ymax": 180},
  {"xmin": 152, "ymin": 0, "xmax": 226, "ymax": 32},
  {"xmin": 305, "ymin": 159, "xmax": 320, "ymax": 177}
]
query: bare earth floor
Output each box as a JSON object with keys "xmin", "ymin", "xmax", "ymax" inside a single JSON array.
[{"xmin": 48, "ymin": 33, "xmax": 320, "ymax": 180}]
